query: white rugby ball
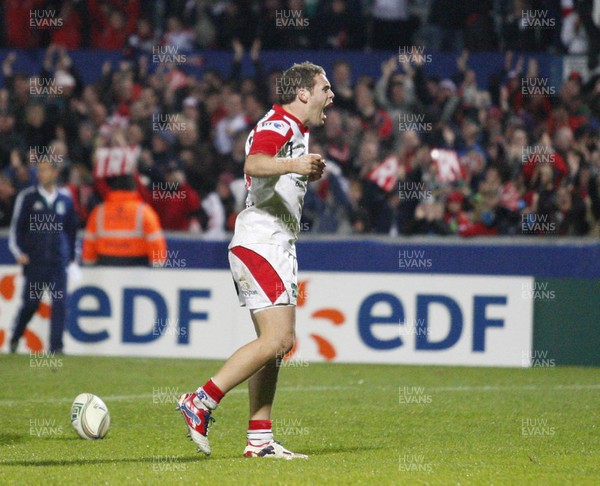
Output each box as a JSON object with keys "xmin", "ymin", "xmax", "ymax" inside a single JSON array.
[{"xmin": 70, "ymin": 393, "xmax": 110, "ymax": 439}]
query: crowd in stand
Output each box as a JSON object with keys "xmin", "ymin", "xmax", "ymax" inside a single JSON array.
[
  {"xmin": 3, "ymin": 0, "xmax": 599, "ymax": 61},
  {"xmin": 0, "ymin": 1, "xmax": 599, "ymax": 237}
]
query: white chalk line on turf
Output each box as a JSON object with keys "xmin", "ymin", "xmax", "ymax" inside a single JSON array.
[
  {"xmin": 0, "ymin": 385, "xmax": 353, "ymax": 406},
  {"xmin": 0, "ymin": 383, "xmax": 598, "ymax": 407},
  {"xmin": 428, "ymin": 384, "xmax": 600, "ymax": 392}
]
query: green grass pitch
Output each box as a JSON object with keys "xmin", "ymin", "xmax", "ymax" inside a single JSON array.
[{"xmin": 0, "ymin": 355, "xmax": 598, "ymax": 485}]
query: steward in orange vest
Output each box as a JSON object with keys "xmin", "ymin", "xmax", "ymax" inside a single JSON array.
[{"xmin": 83, "ymin": 176, "xmax": 167, "ymax": 266}]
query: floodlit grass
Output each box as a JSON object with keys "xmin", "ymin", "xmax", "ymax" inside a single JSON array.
[{"xmin": 0, "ymin": 355, "xmax": 598, "ymax": 485}]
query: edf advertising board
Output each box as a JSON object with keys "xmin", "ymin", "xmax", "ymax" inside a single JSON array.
[{"xmin": 0, "ymin": 266, "xmax": 533, "ymax": 367}]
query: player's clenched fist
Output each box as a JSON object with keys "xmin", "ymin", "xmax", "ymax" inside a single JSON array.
[{"xmin": 294, "ymin": 153, "xmax": 325, "ymax": 180}]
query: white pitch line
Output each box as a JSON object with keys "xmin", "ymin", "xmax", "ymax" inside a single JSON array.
[
  {"xmin": 426, "ymin": 384, "xmax": 600, "ymax": 392},
  {"xmin": 0, "ymin": 383, "xmax": 598, "ymax": 407},
  {"xmin": 0, "ymin": 385, "xmax": 353, "ymax": 406}
]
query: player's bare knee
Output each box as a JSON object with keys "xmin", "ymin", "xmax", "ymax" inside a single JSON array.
[
  {"xmin": 279, "ymin": 334, "xmax": 294, "ymax": 356},
  {"xmin": 259, "ymin": 333, "xmax": 293, "ymax": 357}
]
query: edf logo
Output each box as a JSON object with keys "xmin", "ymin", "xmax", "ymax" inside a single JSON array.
[
  {"xmin": 67, "ymin": 287, "xmax": 210, "ymax": 344},
  {"xmin": 358, "ymin": 293, "xmax": 506, "ymax": 351}
]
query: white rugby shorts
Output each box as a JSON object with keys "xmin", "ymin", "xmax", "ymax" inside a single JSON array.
[{"xmin": 228, "ymin": 244, "xmax": 298, "ymax": 311}]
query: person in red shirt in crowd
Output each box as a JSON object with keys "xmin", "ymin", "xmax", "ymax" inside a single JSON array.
[
  {"xmin": 65, "ymin": 164, "xmax": 95, "ymax": 226},
  {"xmin": 444, "ymin": 191, "xmax": 470, "ymax": 234},
  {"xmin": 354, "ymin": 82, "xmax": 393, "ymax": 142},
  {"xmin": 50, "ymin": 1, "xmax": 83, "ymax": 49},
  {"xmin": 88, "ymin": 0, "xmax": 140, "ymax": 50},
  {"xmin": 521, "ymin": 132, "xmax": 569, "ymax": 189},
  {"xmin": 5, "ymin": 0, "xmax": 45, "ymax": 48},
  {"xmin": 150, "ymin": 160, "xmax": 202, "ymax": 231}
]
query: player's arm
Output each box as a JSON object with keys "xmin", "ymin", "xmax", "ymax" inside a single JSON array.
[
  {"xmin": 245, "ymin": 120, "xmax": 324, "ymax": 178},
  {"xmin": 8, "ymin": 190, "xmax": 29, "ymax": 265},
  {"xmin": 245, "ymin": 153, "xmax": 325, "ymax": 178}
]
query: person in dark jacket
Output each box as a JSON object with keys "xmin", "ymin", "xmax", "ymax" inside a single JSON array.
[{"xmin": 8, "ymin": 160, "xmax": 77, "ymax": 354}]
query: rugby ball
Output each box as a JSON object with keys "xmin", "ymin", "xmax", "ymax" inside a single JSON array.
[{"xmin": 70, "ymin": 393, "xmax": 110, "ymax": 439}]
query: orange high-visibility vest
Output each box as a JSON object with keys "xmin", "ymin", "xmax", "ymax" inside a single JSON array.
[{"xmin": 82, "ymin": 191, "xmax": 167, "ymax": 266}]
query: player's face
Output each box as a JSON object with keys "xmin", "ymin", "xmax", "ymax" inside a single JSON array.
[
  {"xmin": 308, "ymin": 74, "xmax": 334, "ymax": 126},
  {"xmin": 36, "ymin": 162, "xmax": 59, "ymax": 188}
]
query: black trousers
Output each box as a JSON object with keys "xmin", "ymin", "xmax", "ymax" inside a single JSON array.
[{"xmin": 11, "ymin": 264, "xmax": 67, "ymax": 352}]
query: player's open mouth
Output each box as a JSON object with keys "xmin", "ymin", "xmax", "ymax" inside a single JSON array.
[{"xmin": 321, "ymin": 101, "xmax": 333, "ymax": 120}]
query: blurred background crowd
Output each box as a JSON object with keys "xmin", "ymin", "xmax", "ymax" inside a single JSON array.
[
  {"xmin": 0, "ymin": 0, "xmax": 599, "ymax": 237},
  {"xmin": 2, "ymin": 0, "xmax": 600, "ymax": 58}
]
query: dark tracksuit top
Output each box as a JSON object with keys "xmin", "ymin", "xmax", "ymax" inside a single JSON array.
[{"xmin": 9, "ymin": 185, "xmax": 77, "ymax": 352}]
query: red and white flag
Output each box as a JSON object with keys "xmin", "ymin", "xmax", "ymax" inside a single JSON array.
[
  {"xmin": 94, "ymin": 146, "xmax": 141, "ymax": 178},
  {"xmin": 368, "ymin": 155, "xmax": 399, "ymax": 192},
  {"xmin": 431, "ymin": 149, "xmax": 463, "ymax": 183}
]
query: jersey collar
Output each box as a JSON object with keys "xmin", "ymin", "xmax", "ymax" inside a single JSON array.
[
  {"xmin": 37, "ymin": 185, "xmax": 58, "ymax": 207},
  {"xmin": 273, "ymin": 104, "xmax": 309, "ymax": 134}
]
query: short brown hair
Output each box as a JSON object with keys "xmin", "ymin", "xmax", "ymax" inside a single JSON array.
[{"xmin": 278, "ymin": 61, "xmax": 325, "ymax": 105}]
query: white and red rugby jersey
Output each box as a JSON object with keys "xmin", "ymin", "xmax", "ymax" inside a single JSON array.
[{"xmin": 229, "ymin": 104, "xmax": 310, "ymax": 253}]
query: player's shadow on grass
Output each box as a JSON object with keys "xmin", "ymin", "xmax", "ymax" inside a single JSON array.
[
  {"xmin": 0, "ymin": 446, "xmax": 382, "ymax": 466},
  {"xmin": 207, "ymin": 445, "xmax": 387, "ymax": 461},
  {"xmin": 40, "ymin": 436, "xmax": 81, "ymax": 441},
  {"xmin": 1, "ymin": 456, "xmax": 208, "ymax": 467}
]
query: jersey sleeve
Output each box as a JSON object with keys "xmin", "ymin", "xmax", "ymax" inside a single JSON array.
[{"xmin": 248, "ymin": 120, "xmax": 292, "ymax": 157}]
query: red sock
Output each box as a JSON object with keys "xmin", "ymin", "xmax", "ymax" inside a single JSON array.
[
  {"xmin": 247, "ymin": 420, "xmax": 273, "ymax": 445},
  {"xmin": 196, "ymin": 378, "xmax": 224, "ymax": 409}
]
